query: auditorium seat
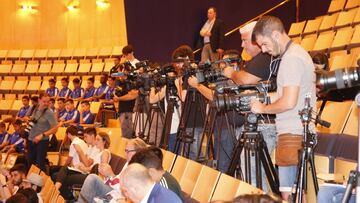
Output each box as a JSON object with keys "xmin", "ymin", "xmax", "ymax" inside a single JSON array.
[
  {"xmin": 328, "ymin": 0, "xmax": 347, "ymax": 14},
  {"xmin": 72, "ymin": 48, "xmax": 86, "ymax": 60},
  {"xmin": 312, "ymin": 31, "xmax": 335, "ymax": 53},
  {"xmin": 97, "ymin": 128, "xmax": 123, "ymax": 154},
  {"xmin": 78, "ymin": 59, "xmax": 92, "ymax": 75},
  {"xmin": 329, "ymin": 54, "xmax": 354, "ymax": 70},
  {"xmin": 80, "ymin": 76, "xmax": 92, "ymax": 88},
  {"xmin": 55, "ymin": 127, "xmax": 66, "ymax": 141},
  {"xmin": 288, "ymin": 21, "xmax": 307, "ymax": 37},
  {"xmin": 342, "ymin": 102, "xmax": 358, "ymax": 136},
  {"xmin": 63, "ymin": 60, "xmax": 79, "ymax": 75},
  {"xmin": 0, "ymin": 80, "xmax": 15, "ymax": 94},
  {"xmin": 10, "ymin": 60, "xmax": 26, "ymax": 76},
  {"xmin": 345, "ymin": 0, "xmax": 360, "ymax": 10},
  {"xmin": 12, "ymin": 80, "xmax": 28, "ymax": 94},
  {"xmin": 0, "ymin": 100, "xmax": 14, "ymax": 115},
  {"xmin": 108, "ymin": 153, "xmax": 127, "ymax": 174},
  {"xmin": 85, "ymin": 48, "xmax": 99, "ymax": 59},
  {"xmin": 235, "ymin": 181, "xmax": 264, "ymax": 196},
  {"xmin": 90, "ymin": 102, "xmax": 101, "ymax": 115},
  {"xmin": 98, "ymin": 47, "xmax": 113, "ymax": 59},
  {"xmin": 334, "ymin": 9, "xmax": 358, "ymax": 28},
  {"xmin": 211, "ymin": 173, "xmax": 241, "ymax": 201},
  {"xmin": 317, "ymin": 101, "xmax": 353, "ymax": 134},
  {"xmin": 291, "ymin": 36, "xmax": 302, "ymax": 44},
  {"xmin": 330, "ymin": 27, "xmax": 354, "ymax": 51},
  {"xmin": 353, "ymin": 7, "xmax": 360, "ymax": 25},
  {"xmin": 7, "ymin": 50, "xmax": 21, "ymax": 60},
  {"xmin": 49, "ymin": 189, "xmax": 60, "ymax": 203},
  {"xmin": 25, "ymin": 61, "xmax": 39, "ymax": 75},
  {"xmin": 178, "ymin": 159, "xmax": 203, "ymax": 195},
  {"xmin": 329, "ymin": 49, "xmax": 348, "ymax": 58},
  {"xmin": 300, "ymin": 34, "xmax": 317, "ymax": 52},
  {"xmin": 303, "ymin": 17, "xmax": 323, "ymax": 35},
  {"xmin": 348, "ymin": 25, "xmax": 360, "ymax": 49},
  {"xmin": 34, "ymin": 49, "xmax": 48, "ymax": 60},
  {"xmin": 56, "ymin": 195, "xmax": 65, "ymax": 203},
  {"xmin": 27, "ymin": 165, "xmax": 41, "ymax": 176},
  {"xmin": 47, "ymin": 49, "xmax": 61, "ymax": 59},
  {"xmin": 351, "ymin": 52, "xmax": 360, "ymax": 66},
  {"xmin": 20, "ymin": 49, "xmax": 35, "ymax": 60},
  {"xmin": 0, "ymin": 50, "xmax": 7, "ymax": 60},
  {"xmin": 190, "ymin": 166, "xmax": 220, "ymax": 203},
  {"xmin": 51, "ymin": 60, "xmax": 66, "ymax": 75},
  {"xmin": 90, "ymin": 59, "xmax": 104, "ymax": 75},
  {"xmin": 4, "ymin": 94, "xmax": 16, "ymax": 100},
  {"xmin": 41, "ymin": 176, "xmax": 55, "ymax": 203},
  {"xmin": 171, "ymin": 155, "xmax": 188, "ymax": 182},
  {"xmin": 26, "ymin": 80, "xmax": 42, "ymax": 94},
  {"xmin": 40, "ymin": 77, "xmax": 52, "ymax": 91},
  {"xmin": 38, "ymin": 60, "xmax": 53, "ymax": 76},
  {"xmin": 319, "ymin": 13, "xmax": 340, "ymax": 32},
  {"xmin": 0, "ymin": 61, "xmax": 12, "ymax": 76},
  {"xmin": 94, "ymin": 75, "xmax": 102, "ymax": 87},
  {"xmin": 59, "ymin": 48, "xmax": 74, "ymax": 60},
  {"xmin": 162, "ymin": 150, "xmax": 176, "ymax": 172},
  {"xmin": 104, "ymin": 58, "xmax": 115, "ymax": 73},
  {"xmin": 111, "ymin": 46, "xmax": 123, "ymax": 57},
  {"xmin": 9, "ymin": 100, "xmax": 22, "ymax": 116}
]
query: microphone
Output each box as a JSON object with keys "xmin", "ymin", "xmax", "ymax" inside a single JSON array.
[{"xmin": 111, "ymin": 72, "xmax": 125, "ymax": 77}]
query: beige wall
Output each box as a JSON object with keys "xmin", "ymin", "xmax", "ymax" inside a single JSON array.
[{"xmin": 0, "ymin": 0, "xmax": 127, "ymax": 49}]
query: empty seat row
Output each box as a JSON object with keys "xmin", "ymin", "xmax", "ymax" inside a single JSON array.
[{"xmin": 327, "ymin": 0, "xmax": 360, "ymax": 14}]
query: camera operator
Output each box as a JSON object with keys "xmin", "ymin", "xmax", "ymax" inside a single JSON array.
[
  {"xmin": 122, "ymin": 45, "xmax": 139, "ymax": 68},
  {"xmin": 112, "ymin": 65, "xmax": 138, "ymax": 139},
  {"xmin": 26, "ymin": 93, "xmax": 60, "ymax": 172},
  {"xmin": 250, "ymin": 16, "xmax": 316, "ymax": 200}
]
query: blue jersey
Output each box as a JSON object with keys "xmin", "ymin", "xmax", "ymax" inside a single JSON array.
[
  {"xmin": 59, "ymin": 87, "xmax": 72, "ymax": 98},
  {"xmin": 8, "ymin": 132, "xmax": 24, "ymax": 153},
  {"xmin": 58, "ymin": 108, "xmax": 67, "ymax": 120},
  {"xmin": 105, "ymin": 87, "xmax": 115, "ymax": 100},
  {"xmin": 84, "ymin": 87, "xmax": 96, "ymax": 99},
  {"xmin": 65, "ymin": 109, "xmax": 80, "ymax": 123},
  {"xmin": 82, "ymin": 111, "xmax": 95, "ymax": 124},
  {"xmin": 46, "ymin": 87, "xmax": 59, "ymax": 97},
  {"xmin": 17, "ymin": 106, "xmax": 30, "ymax": 118},
  {"xmin": 70, "ymin": 87, "xmax": 84, "ymax": 99},
  {"xmin": 0, "ymin": 132, "xmax": 9, "ymax": 144},
  {"xmin": 95, "ymin": 84, "xmax": 109, "ymax": 97}
]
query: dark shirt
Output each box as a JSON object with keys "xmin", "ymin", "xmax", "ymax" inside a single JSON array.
[
  {"xmin": 160, "ymin": 171, "xmax": 184, "ymax": 201},
  {"xmin": 46, "ymin": 87, "xmax": 59, "ymax": 97},
  {"xmin": 58, "ymin": 87, "xmax": 72, "ymax": 98},
  {"xmin": 64, "ymin": 109, "xmax": 80, "ymax": 123},
  {"xmin": 116, "ymin": 80, "xmax": 136, "ymax": 113},
  {"xmin": 84, "ymin": 87, "xmax": 96, "ymax": 99},
  {"xmin": 182, "ymin": 89, "xmax": 207, "ymax": 128},
  {"xmin": 8, "ymin": 132, "xmax": 24, "ymax": 153},
  {"xmin": 82, "ymin": 110, "xmax": 95, "ymax": 124},
  {"xmin": 17, "ymin": 105, "xmax": 30, "ymax": 118},
  {"xmin": 147, "ymin": 183, "xmax": 182, "ymax": 203},
  {"xmin": 243, "ymin": 52, "xmax": 272, "ymax": 80},
  {"xmin": 70, "ymin": 87, "xmax": 84, "ymax": 99}
]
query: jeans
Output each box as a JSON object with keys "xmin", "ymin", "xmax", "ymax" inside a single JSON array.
[
  {"xmin": 78, "ymin": 174, "xmax": 113, "ymax": 203},
  {"xmin": 168, "ymin": 133, "xmax": 177, "ymax": 152},
  {"xmin": 119, "ymin": 112, "xmax": 134, "ymax": 138},
  {"xmin": 53, "ymin": 166, "xmax": 88, "ymax": 200},
  {"xmin": 27, "ymin": 139, "xmax": 49, "ymax": 172},
  {"xmin": 317, "ymin": 184, "xmax": 355, "ymax": 203},
  {"xmin": 188, "ymin": 127, "xmax": 203, "ymax": 160},
  {"xmin": 239, "ymin": 123, "xmax": 277, "ymax": 192},
  {"xmin": 213, "ymin": 127, "xmax": 237, "ymax": 173}
]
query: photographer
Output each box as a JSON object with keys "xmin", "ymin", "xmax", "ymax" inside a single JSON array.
[
  {"xmin": 250, "ymin": 16, "xmax": 316, "ymax": 200},
  {"xmin": 26, "ymin": 93, "xmax": 59, "ymax": 172}
]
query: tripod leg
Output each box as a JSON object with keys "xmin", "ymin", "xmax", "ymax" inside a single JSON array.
[
  {"xmin": 226, "ymin": 136, "xmax": 244, "ymax": 176},
  {"xmin": 309, "ymin": 151, "xmax": 319, "ymax": 194},
  {"xmin": 255, "ymin": 149, "xmax": 262, "ymax": 189}
]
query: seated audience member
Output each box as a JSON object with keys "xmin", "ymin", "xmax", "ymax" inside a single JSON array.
[
  {"xmin": 0, "ymin": 122, "xmax": 10, "ymax": 151},
  {"xmin": 317, "ymin": 184, "xmax": 355, "ymax": 203},
  {"xmin": 16, "ymin": 96, "xmax": 30, "ymax": 121},
  {"xmin": 104, "ymin": 77, "xmax": 116, "ymax": 101},
  {"xmin": 78, "ymin": 138, "xmax": 147, "ymax": 203},
  {"xmin": 120, "ymin": 163, "xmax": 182, "ymax": 203},
  {"xmin": 83, "ymin": 77, "xmax": 96, "ymax": 101},
  {"xmin": 79, "ymin": 101, "xmax": 95, "ymax": 125},
  {"xmin": 96, "ymin": 77, "xmax": 117, "ymax": 122},
  {"xmin": 16, "ymin": 188, "xmax": 39, "ymax": 203},
  {"xmin": 56, "ymin": 98, "xmax": 67, "ymax": 121},
  {"xmin": 49, "ymin": 98, "xmax": 56, "ymax": 112},
  {"xmin": 233, "ymin": 194, "xmax": 282, "ymax": 203},
  {"xmin": 0, "ymin": 164, "xmax": 27, "ymax": 201},
  {"xmin": 20, "ymin": 173, "xmax": 43, "ymax": 203},
  {"xmin": 23, "ymin": 96, "xmax": 39, "ymax": 121},
  {"xmin": 5, "ymin": 193, "xmax": 28, "ymax": 203},
  {"xmin": 61, "ymin": 99, "xmax": 80, "ymax": 126},
  {"xmin": 129, "ymin": 147, "xmax": 183, "ymax": 201},
  {"xmin": 2, "ymin": 120, "xmax": 25, "ymax": 154},
  {"xmin": 93, "ymin": 74, "xmax": 109, "ymax": 100},
  {"xmin": 70, "ymin": 78, "xmax": 84, "ymax": 100},
  {"xmin": 58, "ymin": 77, "xmax": 72, "ymax": 99},
  {"xmin": 46, "ymin": 78, "xmax": 59, "ymax": 98}
]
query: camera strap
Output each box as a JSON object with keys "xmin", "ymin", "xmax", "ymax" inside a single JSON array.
[
  {"xmin": 268, "ymin": 40, "xmax": 293, "ymax": 82},
  {"xmin": 31, "ymin": 106, "xmax": 48, "ymax": 123}
]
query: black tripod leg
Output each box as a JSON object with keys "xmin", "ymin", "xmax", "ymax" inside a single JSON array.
[
  {"xmin": 226, "ymin": 136, "xmax": 244, "ymax": 176},
  {"xmin": 255, "ymin": 149, "xmax": 262, "ymax": 189},
  {"xmin": 309, "ymin": 151, "xmax": 319, "ymax": 194}
]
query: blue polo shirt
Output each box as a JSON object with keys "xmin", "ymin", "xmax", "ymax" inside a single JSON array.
[
  {"xmin": 17, "ymin": 105, "xmax": 30, "ymax": 118},
  {"xmin": 8, "ymin": 132, "xmax": 24, "ymax": 153},
  {"xmin": 70, "ymin": 87, "xmax": 84, "ymax": 99},
  {"xmin": 84, "ymin": 87, "xmax": 96, "ymax": 99},
  {"xmin": 58, "ymin": 108, "xmax": 67, "ymax": 120},
  {"xmin": 59, "ymin": 87, "xmax": 72, "ymax": 98},
  {"xmin": 95, "ymin": 84, "xmax": 109, "ymax": 97},
  {"xmin": 105, "ymin": 87, "xmax": 115, "ymax": 100},
  {"xmin": 82, "ymin": 111, "xmax": 95, "ymax": 124},
  {"xmin": 64, "ymin": 109, "xmax": 80, "ymax": 124},
  {"xmin": 0, "ymin": 132, "xmax": 9, "ymax": 144},
  {"xmin": 46, "ymin": 87, "xmax": 59, "ymax": 97}
]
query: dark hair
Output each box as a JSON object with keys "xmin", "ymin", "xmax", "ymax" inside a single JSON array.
[
  {"xmin": 81, "ymin": 101, "xmax": 90, "ymax": 106},
  {"xmin": 0, "ymin": 122, "xmax": 6, "ymax": 128},
  {"xmin": 30, "ymin": 96, "xmax": 38, "ymax": 102},
  {"xmin": 5, "ymin": 193, "xmax": 28, "ymax": 203},
  {"xmin": 61, "ymin": 77, "xmax": 69, "ymax": 83},
  {"xmin": 252, "ymin": 16, "xmax": 285, "ymax": 42},
  {"xmin": 48, "ymin": 78, "xmax": 56, "ymax": 83},
  {"xmin": 17, "ymin": 188, "xmax": 39, "ymax": 202},
  {"xmin": 65, "ymin": 126, "xmax": 78, "ymax": 137},
  {"xmin": 65, "ymin": 99, "xmax": 74, "ymax": 104},
  {"xmin": 122, "ymin": 45, "xmax": 134, "ymax": 55},
  {"xmin": 72, "ymin": 78, "xmax": 80, "ymax": 84},
  {"xmin": 223, "ymin": 49, "xmax": 240, "ymax": 58},
  {"xmin": 98, "ymin": 132, "xmax": 111, "ymax": 149},
  {"xmin": 233, "ymin": 194, "xmax": 282, "ymax": 203},
  {"xmin": 50, "ymin": 98, "xmax": 55, "ymax": 103},
  {"xmin": 129, "ymin": 149, "xmax": 163, "ymax": 170},
  {"xmin": 312, "ymin": 52, "xmax": 329, "ymax": 70},
  {"xmin": 171, "ymin": 45, "xmax": 194, "ymax": 61},
  {"xmin": 83, "ymin": 127, "xmax": 97, "ymax": 136},
  {"xmin": 38, "ymin": 93, "xmax": 50, "ymax": 99},
  {"xmin": 87, "ymin": 77, "xmax": 95, "ymax": 83},
  {"xmin": 147, "ymin": 146, "xmax": 163, "ymax": 162},
  {"xmin": 208, "ymin": 7, "xmax": 217, "ymax": 14},
  {"xmin": 13, "ymin": 119, "xmax": 22, "ymax": 127},
  {"xmin": 109, "ymin": 77, "xmax": 115, "ymax": 81},
  {"xmin": 22, "ymin": 96, "xmax": 29, "ymax": 101},
  {"xmin": 10, "ymin": 164, "xmax": 27, "ymax": 175},
  {"xmin": 57, "ymin": 98, "xmax": 66, "ymax": 103}
]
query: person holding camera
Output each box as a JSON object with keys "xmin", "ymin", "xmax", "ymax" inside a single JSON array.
[
  {"xmin": 26, "ymin": 93, "xmax": 59, "ymax": 172},
  {"xmin": 250, "ymin": 16, "xmax": 316, "ymax": 200}
]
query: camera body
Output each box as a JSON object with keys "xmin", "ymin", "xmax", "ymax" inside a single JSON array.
[{"xmin": 24, "ymin": 119, "xmax": 37, "ymax": 138}]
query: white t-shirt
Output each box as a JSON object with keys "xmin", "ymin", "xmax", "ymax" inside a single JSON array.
[
  {"xmin": 86, "ymin": 145, "xmax": 101, "ymax": 166},
  {"xmin": 92, "ymin": 149, "xmax": 111, "ymax": 165},
  {"xmin": 129, "ymin": 58, "xmax": 140, "ymax": 68},
  {"xmin": 69, "ymin": 137, "xmax": 88, "ymax": 166}
]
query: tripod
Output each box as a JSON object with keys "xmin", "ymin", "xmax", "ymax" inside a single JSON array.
[
  {"xmin": 133, "ymin": 90, "xmax": 150, "ymax": 138},
  {"xmin": 341, "ymin": 92, "xmax": 360, "ymax": 203},
  {"xmin": 227, "ymin": 113, "xmax": 280, "ymax": 195},
  {"xmin": 174, "ymin": 88, "xmax": 207, "ymax": 158},
  {"xmin": 142, "ymin": 101, "xmax": 165, "ymax": 146}
]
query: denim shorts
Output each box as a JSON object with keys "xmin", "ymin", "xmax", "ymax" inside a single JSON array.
[{"xmin": 279, "ymin": 165, "xmax": 298, "ymax": 192}]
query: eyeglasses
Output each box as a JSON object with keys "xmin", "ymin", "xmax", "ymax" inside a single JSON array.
[{"xmin": 125, "ymin": 149, "xmax": 136, "ymax": 153}]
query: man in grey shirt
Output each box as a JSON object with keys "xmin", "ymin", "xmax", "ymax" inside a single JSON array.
[
  {"xmin": 27, "ymin": 93, "xmax": 59, "ymax": 171},
  {"xmin": 250, "ymin": 16, "xmax": 316, "ymax": 200}
]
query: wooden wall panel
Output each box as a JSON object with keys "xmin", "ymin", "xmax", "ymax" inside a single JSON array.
[{"xmin": 0, "ymin": 0, "xmax": 127, "ymax": 49}]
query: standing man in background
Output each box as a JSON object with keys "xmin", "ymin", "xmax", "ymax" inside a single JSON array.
[{"xmin": 199, "ymin": 7, "xmax": 225, "ymax": 62}]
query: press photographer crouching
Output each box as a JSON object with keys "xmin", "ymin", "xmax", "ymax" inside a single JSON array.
[{"xmin": 25, "ymin": 93, "xmax": 60, "ymax": 172}]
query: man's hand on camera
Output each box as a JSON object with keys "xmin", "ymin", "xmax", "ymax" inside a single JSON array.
[
  {"xmin": 188, "ymin": 76, "xmax": 199, "ymax": 88},
  {"xmin": 250, "ymin": 98, "xmax": 266, "ymax": 114},
  {"xmin": 223, "ymin": 66, "xmax": 235, "ymax": 79}
]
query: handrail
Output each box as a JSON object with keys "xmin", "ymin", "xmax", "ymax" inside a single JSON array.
[{"xmin": 193, "ymin": 0, "xmax": 290, "ymax": 54}]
